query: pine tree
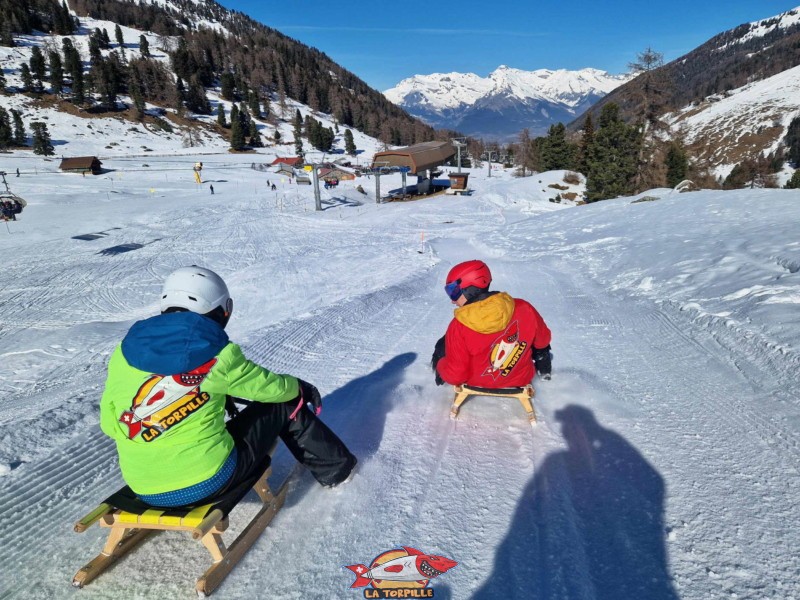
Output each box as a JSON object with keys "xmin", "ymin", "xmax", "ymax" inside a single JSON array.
[
  {"xmin": 664, "ymin": 142, "xmax": 689, "ymax": 188},
  {"xmin": 20, "ymin": 64, "xmax": 33, "ymax": 92},
  {"xmin": 11, "ymin": 109, "xmax": 25, "ymax": 146},
  {"xmin": 786, "ymin": 116, "xmax": 800, "ymax": 167},
  {"xmin": 577, "ymin": 114, "xmax": 594, "ymax": 175},
  {"xmin": 220, "ymin": 72, "xmax": 236, "ymax": 101},
  {"xmin": 230, "ymin": 104, "xmax": 239, "ymax": 128},
  {"xmin": 248, "ymin": 121, "xmax": 262, "ymax": 147},
  {"xmin": 627, "ymin": 47, "xmax": 669, "ymax": 192},
  {"xmin": 293, "ymin": 109, "xmax": 304, "ymax": 156},
  {"xmin": 0, "ymin": 67, "xmax": 6, "ymax": 91},
  {"xmin": 229, "ymin": 104, "xmax": 245, "ymax": 150},
  {"xmin": 248, "ymin": 91, "xmax": 260, "ymax": 117},
  {"xmin": 129, "ymin": 72, "xmax": 146, "ymax": 118},
  {"xmin": 29, "ymin": 46, "xmax": 46, "ymax": 91},
  {"xmin": 273, "ymin": 129, "xmax": 281, "ymax": 143},
  {"xmin": 1, "ymin": 19, "xmax": 15, "ymax": 47},
  {"xmin": 344, "ymin": 128, "xmax": 356, "ymax": 155},
  {"xmin": 115, "ymin": 24, "xmax": 124, "ymax": 49},
  {"xmin": 139, "ymin": 35, "xmax": 150, "ymax": 58},
  {"xmin": 785, "ymin": 169, "xmax": 800, "ymax": 189},
  {"xmin": 585, "ymin": 103, "xmax": 641, "ymax": 202},
  {"xmin": 48, "ymin": 50, "xmax": 63, "ymax": 95},
  {"xmin": 0, "ymin": 108, "xmax": 12, "ymax": 149},
  {"xmin": 217, "ymin": 104, "xmax": 227, "ymax": 128},
  {"xmin": 56, "ymin": 1, "xmax": 74, "ymax": 35},
  {"xmin": 185, "ymin": 76, "xmax": 211, "ymax": 114},
  {"xmin": 31, "ymin": 122, "xmax": 54, "ymax": 155},
  {"xmin": 539, "ymin": 123, "xmax": 577, "ymax": 171},
  {"xmin": 63, "ymin": 39, "xmax": 84, "ymax": 104},
  {"xmin": 174, "ymin": 77, "xmax": 186, "ymax": 116}
]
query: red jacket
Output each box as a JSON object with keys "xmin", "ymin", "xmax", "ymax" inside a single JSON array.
[{"xmin": 436, "ymin": 292, "xmax": 551, "ymax": 388}]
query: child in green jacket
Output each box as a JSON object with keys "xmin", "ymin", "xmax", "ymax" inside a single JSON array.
[{"xmin": 100, "ymin": 266, "xmax": 356, "ymax": 507}]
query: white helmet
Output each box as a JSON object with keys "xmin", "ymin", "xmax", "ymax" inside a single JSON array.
[{"xmin": 160, "ymin": 266, "xmax": 233, "ymax": 322}]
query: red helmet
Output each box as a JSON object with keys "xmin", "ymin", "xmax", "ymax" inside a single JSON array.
[{"xmin": 445, "ymin": 260, "xmax": 491, "ymax": 300}]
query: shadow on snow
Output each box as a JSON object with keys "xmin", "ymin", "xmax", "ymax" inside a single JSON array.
[{"xmin": 472, "ymin": 405, "xmax": 679, "ymax": 600}]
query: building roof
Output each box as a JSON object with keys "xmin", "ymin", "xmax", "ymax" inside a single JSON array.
[
  {"xmin": 270, "ymin": 157, "xmax": 303, "ymax": 167},
  {"xmin": 371, "ymin": 141, "xmax": 455, "ymax": 175},
  {"xmin": 59, "ymin": 156, "xmax": 102, "ymax": 170}
]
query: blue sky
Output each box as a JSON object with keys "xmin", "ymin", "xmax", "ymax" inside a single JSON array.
[{"xmin": 218, "ymin": 1, "xmax": 800, "ymax": 91}]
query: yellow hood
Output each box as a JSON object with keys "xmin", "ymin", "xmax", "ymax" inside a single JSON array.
[{"xmin": 453, "ymin": 292, "xmax": 516, "ymax": 334}]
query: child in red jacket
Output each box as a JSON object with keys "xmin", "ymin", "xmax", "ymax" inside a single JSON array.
[{"xmin": 432, "ymin": 260, "xmax": 552, "ymax": 388}]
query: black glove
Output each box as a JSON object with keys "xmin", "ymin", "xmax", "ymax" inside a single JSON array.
[
  {"xmin": 298, "ymin": 379, "xmax": 322, "ymax": 415},
  {"xmin": 431, "ymin": 336, "xmax": 446, "ymax": 386},
  {"xmin": 533, "ymin": 345, "xmax": 552, "ymax": 380}
]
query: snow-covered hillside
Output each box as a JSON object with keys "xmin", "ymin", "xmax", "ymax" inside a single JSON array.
[
  {"xmin": 384, "ymin": 66, "xmax": 630, "ymax": 139},
  {"xmin": 716, "ymin": 4, "xmax": 800, "ymax": 50},
  {"xmin": 667, "ymin": 63, "xmax": 800, "ymax": 180},
  {"xmin": 0, "ymin": 150, "xmax": 799, "ymax": 599},
  {"xmin": 0, "ymin": 15, "xmax": 383, "ymax": 159}
]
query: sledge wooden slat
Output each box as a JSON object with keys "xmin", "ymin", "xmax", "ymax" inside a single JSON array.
[
  {"xmin": 183, "ymin": 503, "xmax": 214, "ymax": 526},
  {"xmin": 73, "ymin": 463, "xmax": 284, "ymax": 596},
  {"xmin": 451, "ymin": 384, "xmax": 537, "ymax": 425}
]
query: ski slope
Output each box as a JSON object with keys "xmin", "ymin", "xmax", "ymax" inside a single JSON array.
[{"xmin": 0, "ymin": 158, "xmax": 799, "ymax": 599}]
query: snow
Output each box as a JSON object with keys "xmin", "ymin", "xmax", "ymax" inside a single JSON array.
[
  {"xmin": 715, "ymin": 5, "xmax": 800, "ymax": 51},
  {"xmin": 0, "ymin": 146, "xmax": 799, "ymax": 599}
]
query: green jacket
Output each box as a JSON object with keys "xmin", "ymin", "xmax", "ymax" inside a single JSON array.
[{"xmin": 100, "ymin": 311, "xmax": 298, "ymax": 495}]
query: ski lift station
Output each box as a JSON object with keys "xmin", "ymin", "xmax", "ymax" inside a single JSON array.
[{"xmin": 371, "ymin": 141, "xmax": 455, "ymax": 196}]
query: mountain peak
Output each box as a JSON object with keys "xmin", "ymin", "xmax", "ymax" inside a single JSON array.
[{"xmin": 384, "ymin": 66, "xmax": 631, "ymax": 140}]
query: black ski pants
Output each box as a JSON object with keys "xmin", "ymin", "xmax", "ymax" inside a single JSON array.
[{"xmin": 203, "ymin": 399, "xmax": 356, "ymax": 503}]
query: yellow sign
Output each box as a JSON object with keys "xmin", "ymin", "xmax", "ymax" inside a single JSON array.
[{"xmin": 303, "ymin": 165, "xmax": 312, "ymax": 172}]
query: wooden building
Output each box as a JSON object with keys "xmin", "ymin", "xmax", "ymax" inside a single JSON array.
[
  {"xmin": 59, "ymin": 156, "xmax": 103, "ymax": 175},
  {"xmin": 270, "ymin": 157, "xmax": 304, "ymax": 168},
  {"xmin": 447, "ymin": 172, "xmax": 470, "ymax": 195}
]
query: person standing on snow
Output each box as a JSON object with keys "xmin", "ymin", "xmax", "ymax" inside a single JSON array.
[
  {"xmin": 100, "ymin": 266, "xmax": 357, "ymax": 507},
  {"xmin": 431, "ymin": 260, "xmax": 552, "ymax": 388}
]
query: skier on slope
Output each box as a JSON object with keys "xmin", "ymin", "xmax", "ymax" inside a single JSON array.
[
  {"xmin": 100, "ymin": 266, "xmax": 357, "ymax": 507},
  {"xmin": 431, "ymin": 260, "xmax": 552, "ymax": 388}
]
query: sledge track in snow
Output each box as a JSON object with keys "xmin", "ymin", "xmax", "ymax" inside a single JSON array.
[
  {"xmin": 533, "ymin": 260, "xmax": 800, "ymax": 598},
  {"xmin": 0, "ymin": 253, "xmax": 443, "ymax": 598}
]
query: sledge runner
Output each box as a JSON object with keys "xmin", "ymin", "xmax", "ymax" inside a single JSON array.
[
  {"xmin": 431, "ymin": 260, "xmax": 552, "ymax": 423},
  {"xmin": 100, "ymin": 266, "xmax": 357, "ymax": 505}
]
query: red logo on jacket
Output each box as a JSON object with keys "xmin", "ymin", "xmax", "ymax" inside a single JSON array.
[
  {"xmin": 119, "ymin": 358, "xmax": 217, "ymax": 441},
  {"xmin": 484, "ymin": 321, "xmax": 527, "ymax": 379}
]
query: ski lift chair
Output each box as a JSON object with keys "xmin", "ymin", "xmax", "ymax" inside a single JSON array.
[{"xmin": 450, "ymin": 384, "xmax": 536, "ymax": 426}]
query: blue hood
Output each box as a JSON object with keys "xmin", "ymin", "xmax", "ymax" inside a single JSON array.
[{"xmin": 121, "ymin": 312, "xmax": 229, "ymax": 375}]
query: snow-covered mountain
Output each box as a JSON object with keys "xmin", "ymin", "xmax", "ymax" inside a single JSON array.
[
  {"xmin": 384, "ymin": 66, "xmax": 631, "ymax": 140},
  {"xmin": 580, "ymin": 5, "xmax": 800, "ymax": 178}
]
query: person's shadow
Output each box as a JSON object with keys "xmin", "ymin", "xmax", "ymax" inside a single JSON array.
[
  {"xmin": 321, "ymin": 352, "xmax": 417, "ymax": 459},
  {"xmin": 472, "ymin": 405, "xmax": 679, "ymax": 599},
  {"xmin": 278, "ymin": 352, "xmax": 417, "ymax": 503}
]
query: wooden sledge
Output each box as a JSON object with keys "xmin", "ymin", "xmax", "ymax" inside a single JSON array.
[
  {"xmin": 73, "ymin": 460, "xmax": 290, "ymax": 596},
  {"xmin": 451, "ymin": 384, "xmax": 537, "ymax": 426}
]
